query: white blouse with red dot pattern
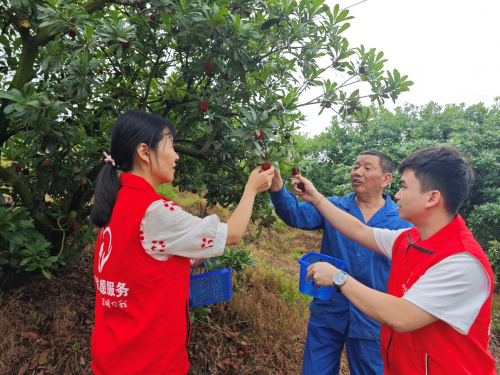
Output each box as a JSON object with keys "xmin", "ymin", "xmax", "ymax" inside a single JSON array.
[{"xmin": 140, "ymin": 198, "xmax": 228, "ymax": 261}]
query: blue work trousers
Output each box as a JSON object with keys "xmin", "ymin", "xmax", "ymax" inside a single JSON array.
[{"xmin": 303, "ymin": 315, "xmax": 383, "ymax": 375}]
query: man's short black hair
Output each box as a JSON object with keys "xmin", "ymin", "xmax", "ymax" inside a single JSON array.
[
  {"xmin": 398, "ymin": 146, "xmax": 474, "ymax": 215},
  {"xmin": 359, "ymin": 150, "xmax": 394, "ymax": 175}
]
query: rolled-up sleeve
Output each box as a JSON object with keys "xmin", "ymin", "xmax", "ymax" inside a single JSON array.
[{"xmin": 140, "ymin": 199, "xmax": 228, "ymax": 261}]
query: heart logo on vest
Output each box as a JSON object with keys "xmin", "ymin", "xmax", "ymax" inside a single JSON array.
[{"xmin": 98, "ymin": 227, "xmax": 112, "ymax": 273}]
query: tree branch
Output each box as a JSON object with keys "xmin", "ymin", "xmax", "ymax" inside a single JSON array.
[{"xmin": 0, "ymin": 166, "xmax": 57, "ymax": 229}]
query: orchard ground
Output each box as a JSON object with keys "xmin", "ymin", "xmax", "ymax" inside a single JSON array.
[{"xmin": 1, "ymin": 187, "xmax": 500, "ymax": 374}]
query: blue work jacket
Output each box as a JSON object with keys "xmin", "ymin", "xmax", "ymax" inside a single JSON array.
[{"xmin": 270, "ymin": 187, "xmax": 412, "ymax": 340}]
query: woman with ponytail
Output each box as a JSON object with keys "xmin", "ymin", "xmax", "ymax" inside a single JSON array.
[{"xmin": 89, "ymin": 110, "xmax": 274, "ymax": 375}]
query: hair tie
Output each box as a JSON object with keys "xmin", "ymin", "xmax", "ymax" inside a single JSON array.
[{"xmin": 103, "ymin": 151, "xmax": 116, "ymax": 167}]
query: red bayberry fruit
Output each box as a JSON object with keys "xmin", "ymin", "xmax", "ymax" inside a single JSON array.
[
  {"xmin": 204, "ymin": 61, "xmax": 213, "ymax": 72},
  {"xmin": 150, "ymin": 13, "xmax": 156, "ymax": 21},
  {"xmin": 233, "ymin": 174, "xmax": 238, "ymax": 180},
  {"xmin": 239, "ymin": 62, "xmax": 245, "ymax": 67},
  {"xmin": 71, "ymin": 222, "xmax": 78, "ymax": 229},
  {"xmin": 254, "ymin": 129, "xmax": 264, "ymax": 140},
  {"xmin": 73, "ymin": 89, "xmax": 78, "ymax": 96},
  {"xmin": 200, "ymin": 101, "xmax": 209, "ymax": 111},
  {"xmin": 273, "ymin": 131, "xmax": 277, "ymax": 135},
  {"xmin": 359, "ymin": 66, "xmax": 366, "ymax": 74},
  {"xmin": 262, "ymin": 162, "xmax": 271, "ymax": 171},
  {"xmin": 291, "ymin": 167, "xmax": 300, "ymax": 176},
  {"xmin": 15, "ymin": 165, "xmax": 22, "ymax": 173},
  {"xmin": 78, "ymin": 178, "xmax": 86, "ymax": 185},
  {"xmin": 121, "ymin": 40, "xmax": 131, "ymax": 48},
  {"xmin": 262, "ymin": 222, "xmax": 267, "ymax": 228},
  {"xmin": 244, "ymin": 350, "xmax": 249, "ymax": 356},
  {"xmin": 223, "ymin": 73, "xmax": 229, "ymax": 81},
  {"xmin": 66, "ymin": 118, "xmax": 74, "ymax": 124},
  {"xmin": 58, "ymin": 96, "xmax": 65, "ymax": 102},
  {"xmin": 325, "ymin": 101, "xmax": 331, "ymax": 108},
  {"xmin": 62, "ymin": 198, "xmax": 68, "ymax": 203},
  {"xmin": 348, "ymin": 107, "xmax": 356, "ymax": 115},
  {"xmin": 44, "ymin": 159, "xmax": 51, "ymax": 167},
  {"xmin": 297, "ymin": 182, "xmax": 305, "ymax": 191},
  {"xmin": 23, "ymin": 168, "xmax": 29, "ymax": 175},
  {"xmin": 53, "ymin": 173, "xmax": 59, "ymax": 181},
  {"xmin": 284, "ymin": 134, "xmax": 291, "ymax": 140},
  {"xmin": 68, "ymin": 29, "xmax": 77, "ymax": 38},
  {"xmin": 192, "ymin": 189, "xmax": 197, "ymax": 194},
  {"xmin": 484, "ymin": 223, "xmax": 488, "ymax": 228},
  {"xmin": 231, "ymin": 154, "xmax": 235, "ymax": 160}
]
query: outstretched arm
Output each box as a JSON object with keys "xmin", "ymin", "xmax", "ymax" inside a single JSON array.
[
  {"xmin": 306, "ymin": 262, "xmax": 438, "ymax": 333},
  {"xmin": 291, "ymin": 174, "xmax": 383, "ymax": 254},
  {"xmin": 226, "ymin": 166, "xmax": 275, "ymax": 245},
  {"xmin": 268, "ymin": 168, "xmax": 323, "ymax": 230}
]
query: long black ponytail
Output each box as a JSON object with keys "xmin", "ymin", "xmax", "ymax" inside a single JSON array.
[{"xmin": 90, "ymin": 110, "xmax": 176, "ymax": 228}]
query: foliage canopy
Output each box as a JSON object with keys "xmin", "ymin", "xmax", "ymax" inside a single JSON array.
[{"xmin": 0, "ymin": 0, "xmax": 412, "ymax": 279}]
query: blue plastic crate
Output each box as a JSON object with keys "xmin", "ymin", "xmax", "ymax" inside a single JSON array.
[
  {"xmin": 189, "ymin": 258, "xmax": 233, "ymax": 308},
  {"xmin": 298, "ymin": 252, "xmax": 346, "ymax": 300}
]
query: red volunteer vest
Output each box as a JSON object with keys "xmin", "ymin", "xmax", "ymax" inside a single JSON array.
[
  {"xmin": 91, "ymin": 173, "xmax": 191, "ymax": 375},
  {"xmin": 380, "ymin": 215, "xmax": 495, "ymax": 374}
]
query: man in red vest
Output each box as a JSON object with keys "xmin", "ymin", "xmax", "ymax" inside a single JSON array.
[{"xmin": 294, "ymin": 146, "xmax": 495, "ymax": 374}]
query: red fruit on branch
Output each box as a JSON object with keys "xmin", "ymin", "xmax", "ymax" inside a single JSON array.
[
  {"xmin": 284, "ymin": 134, "xmax": 290, "ymax": 140},
  {"xmin": 325, "ymin": 101, "xmax": 331, "ymax": 108},
  {"xmin": 204, "ymin": 61, "xmax": 213, "ymax": 72},
  {"xmin": 239, "ymin": 62, "xmax": 245, "ymax": 67},
  {"xmin": 62, "ymin": 197, "xmax": 68, "ymax": 203},
  {"xmin": 291, "ymin": 167, "xmax": 300, "ymax": 175},
  {"xmin": 15, "ymin": 165, "xmax": 22, "ymax": 173},
  {"xmin": 262, "ymin": 162, "xmax": 271, "ymax": 171},
  {"xmin": 53, "ymin": 173, "xmax": 59, "ymax": 181},
  {"xmin": 68, "ymin": 29, "xmax": 77, "ymax": 38},
  {"xmin": 66, "ymin": 117, "xmax": 74, "ymax": 124},
  {"xmin": 253, "ymin": 129, "xmax": 264, "ymax": 140},
  {"xmin": 44, "ymin": 159, "xmax": 51, "ymax": 167},
  {"xmin": 484, "ymin": 223, "xmax": 488, "ymax": 228},
  {"xmin": 121, "ymin": 40, "xmax": 131, "ymax": 48},
  {"xmin": 149, "ymin": 13, "xmax": 156, "ymax": 21},
  {"xmin": 71, "ymin": 222, "xmax": 78, "ymax": 229},
  {"xmin": 359, "ymin": 66, "xmax": 366, "ymax": 74},
  {"xmin": 233, "ymin": 174, "xmax": 238, "ymax": 180},
  {"xmin": 23, "ymin": 168, "xmax": 29, "ymax": 175},
  {"xmin": 262, "ymin": 222, "xmax": 267, "ymax": 228},
  {"xmin": 348, "ymin": 107, "xmax": 356, "ymax": 115},
  {"xmin": 245, "ymin": 11, "xmax": 251, "ymax": 17},
  {"xmin": 191, "ymin": 189, "xmax": 197, "ymax": 194},
  {"xmin": 297, "ymin": 182, "xmax": 305, "ymax": 191},
  {"xmin": 199, "ymin": 101, "xmax": 209, "ymax": 111},
  {"xmin": 223, "ymin": 73, "xmax": 229, "ymax": 81},
  {"xmin": 78, "ymin": 178, "xmax": 86, "ymax": 185}
]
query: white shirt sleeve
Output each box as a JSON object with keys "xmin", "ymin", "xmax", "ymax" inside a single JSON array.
[
  {"xmin": 402, "ymin": 253, "xmax": 491, "ymax": 335},
  {"xmin": 140, "ymin": 198, "xmax": 228, "ymax": 261},
  {"xmin": 373, "ymin": 228, "xmax": 409, "ymax": 259}
]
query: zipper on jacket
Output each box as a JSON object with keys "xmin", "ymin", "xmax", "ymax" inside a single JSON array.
[
  {"xmin": 185, "ymin": 300, "xmax": 192, "ymax": 344},
  {"xmin": 425, "ymin": 353, "xmax": 429, "ymax": 375},
  {"xmin": 386, "ymin": 333, "xmax": 393, "ymax": 373}
]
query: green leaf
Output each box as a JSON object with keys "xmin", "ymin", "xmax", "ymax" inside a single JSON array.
[
  {"xmin": 240, "ymin": 31, "xmax": 261, "ymax": 39},
  {"xmin": 85, "ymin": 25, "xmax": 94, "ymax": 41},
  {"xmin": 261, "ymin": 18, "xmax": 279, "ymax": 30}
]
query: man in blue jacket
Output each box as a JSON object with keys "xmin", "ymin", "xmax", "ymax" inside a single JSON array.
[{"xmin": 269, "ymin": 150, "xmax": 412, "ymax": 375}]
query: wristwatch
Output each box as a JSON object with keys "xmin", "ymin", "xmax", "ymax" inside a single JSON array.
[{"xmin": 333, "ymin": 270, "xmax": 348, "ymax": 293}]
